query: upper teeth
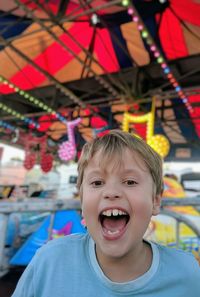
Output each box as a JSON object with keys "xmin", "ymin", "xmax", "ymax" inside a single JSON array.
[{"xmin": 102, "ymin": 209, "xmax": 127, "ymax": 216}]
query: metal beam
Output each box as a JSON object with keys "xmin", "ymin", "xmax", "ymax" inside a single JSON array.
[
  {"xmin": 0, "ymin": 197, "xmax": 200, "ymax": 213},
  {"xmin": 57, "ymin": 0, "xmax": 70, "ymax": 17}
]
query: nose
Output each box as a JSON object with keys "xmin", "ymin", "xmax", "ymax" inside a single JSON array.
[{"xmin": 103, "ymin": 184, "xmax": 122, "ymax": 200}]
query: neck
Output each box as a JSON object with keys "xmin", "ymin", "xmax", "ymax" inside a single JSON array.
[{"xmin": 95, "ymin": 241, "xmax": 153, "ymax": 283}]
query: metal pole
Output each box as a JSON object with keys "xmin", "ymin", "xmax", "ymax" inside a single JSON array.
[
  {"xmin": 175, "ymin": 220, "xmax": 180, "ymax": 249},
  {"xmin": 47, "ymin": 212, "xmax": 56, "ymax": 241},
  {"xmin": 0, "ymin": 214, "xmax": 9, "ymax": 277}
]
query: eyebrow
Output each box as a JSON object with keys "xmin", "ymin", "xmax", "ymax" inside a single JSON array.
[
  {"xmin": 86, "ymin": 170, "xmax": 102, "ymax": 175},
  {"xmin": 121, "ymin": 169, "xmax": 144, "ymax": 177},
  {"xmin": 85, "ymin": 168, "xmax": 144, "ymax": 178},
  {"xmin": 84, "ymin": 170, "xmax": 103, "ymax": 179}
]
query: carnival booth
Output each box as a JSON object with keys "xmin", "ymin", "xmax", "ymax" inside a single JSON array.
[{"xmin": 147, "ymin": 176, "xmax": 200, "ymax": 262}]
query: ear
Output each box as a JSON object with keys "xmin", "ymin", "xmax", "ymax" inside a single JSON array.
[{"xmin": 152, "ymin": 194, "xmax": 162, "ymax": 216}]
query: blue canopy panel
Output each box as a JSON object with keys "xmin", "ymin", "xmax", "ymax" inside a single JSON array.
[{"xmin": 0, "ymin": 13, "xmax": 31, "ymax": 49}]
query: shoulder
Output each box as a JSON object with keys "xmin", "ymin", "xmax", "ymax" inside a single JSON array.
[
  {"xmin": 154, "ymin": 242, "xmax": 200, "ymax": 274},
  {"xmin": 156, "ymin": 242, "xmax": 196, "ymax": 260},
  {"xmin": 34, "ymin": 233, "xmax": 89, "ymax": 261},
  {"xmin": 12, "ymin": 234, "xmax": 91, "ymax": 297}
]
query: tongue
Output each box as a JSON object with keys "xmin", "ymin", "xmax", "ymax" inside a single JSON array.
[{"xmin": 102, "ymin": 217, "xmax": 127, "ymax": 232}]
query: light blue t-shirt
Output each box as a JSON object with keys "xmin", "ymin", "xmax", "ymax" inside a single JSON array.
[{"xmin": 12, "ymin": 233, "xmax": 200, "ymax": 297}]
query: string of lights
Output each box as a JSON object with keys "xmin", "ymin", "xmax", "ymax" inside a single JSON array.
[
  {"xmin": 0, "ymin": 98, "xmax": 39, "ymax": 129},
  {"xmin": 0, "ymin": 75, "xmax": 67, "ymax": 123},
  {"xmin": 121, "ymin": 0, "xmax": 194, "ymax": 113}
]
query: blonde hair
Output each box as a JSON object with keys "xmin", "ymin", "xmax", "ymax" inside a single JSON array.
[{"xmin": 77, "ymin": 130, "xmax": 163, "ymax": 195}]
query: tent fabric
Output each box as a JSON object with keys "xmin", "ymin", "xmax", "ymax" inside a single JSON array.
[
  {"xmin": 183, "ymin": 23, "xmax": 200, "ymax": 56},
  {"xmin": 158, "ymin": 7, "xmax": 200, "ymax": 60},
  {"xmin": 1, "ymin": 1, "xmax": 199, "ymax": 86},
  {"xmin": 0, "ymin": 19, "xmax": 152, "ymax": 92},
  {"xmin": 0, "ymin": 21, "xmax": 120, "ymax": 92},
  {"xmin": 158, "ymin": 8, "xmax": 189, "ymax": 60},
  {"xmin": 170, "ymin": 0, "xmax": 200, "ymax": 27},
  {"xmin": 0, "ymin": 1, "xmax": 200, "ymax": 161}
]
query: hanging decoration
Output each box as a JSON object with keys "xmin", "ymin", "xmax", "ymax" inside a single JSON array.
[
  {"xmin": 23, "ymin": 134, "xmax": 53, "ymax": 173},
  {"xmin": 24, "ymin": 135, "xmax": 37, "ymax": 170},
  {"xmin": 58, "ymin": 118, "xmax": 81, "ymax": 161},
  {"xmin": 39, "ymin": 135, "xmax": 54, "ymax": 173},
  {"xmin": 24, "ymin": 152, "xmax": 36, "ymax": 170},
  {"xmin": 23, "ymin": 135, "xmax": 44, "ymax": 171},
  {"xmin": 125, "ymin": 1, "xmax": 194, "ymax": 114},
  {"xmin": 122, "ymin": 98, "xmax": 170, "ymax": 158},
  {"xmin": 40, "ymin": 153, "xmax": 54, "ymax": 173}
]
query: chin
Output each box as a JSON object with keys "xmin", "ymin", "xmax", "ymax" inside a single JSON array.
[{"xmin": 98, "ymin": 241, "xmax": 130, "ymax": 260}]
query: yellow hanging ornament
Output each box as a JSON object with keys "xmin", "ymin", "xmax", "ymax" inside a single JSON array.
[{"xmin": 122, "ymin": 97, "xmax": 170, "ymax": 158}]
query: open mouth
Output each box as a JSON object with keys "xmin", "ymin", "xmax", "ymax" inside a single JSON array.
[{"xmin": 99, "ymin": 208, "xmax": 130, "ymax": 237}]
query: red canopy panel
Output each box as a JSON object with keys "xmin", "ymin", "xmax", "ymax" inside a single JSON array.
[
  {"xmin": 158, "ymin": 0, "xmax": 200, "ymax": 59},
  {"xmin": 171, "ymin": 0, "xmax": 200, "ymax": 27}
]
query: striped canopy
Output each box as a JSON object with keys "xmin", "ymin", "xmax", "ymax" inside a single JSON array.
[{"xmin": 0, "ymin": 0, "xmax": 200, "ymax": 161}]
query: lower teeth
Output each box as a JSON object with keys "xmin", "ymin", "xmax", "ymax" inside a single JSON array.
[{"xmin": 107, "ymin": 230, "xmax": 120, "ymax": 235}]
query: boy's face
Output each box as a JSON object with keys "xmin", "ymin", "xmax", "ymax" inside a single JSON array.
[{"xmin": 81, "ymin": 148, "xmax": 161, "ymax": 261}]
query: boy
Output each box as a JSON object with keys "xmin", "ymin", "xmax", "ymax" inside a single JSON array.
[{"xmin": 12, "ymin": 130, "xmax": 200, "ymax": 296}]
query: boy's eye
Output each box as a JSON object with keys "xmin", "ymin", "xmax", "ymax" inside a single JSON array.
[
  {"xmin": 91, "ymin": 180, "xmax": 104, "ymax": 187},
  {"xmin": 124, "ymin": 180, "xmax": 138, "ymax": 186}
]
